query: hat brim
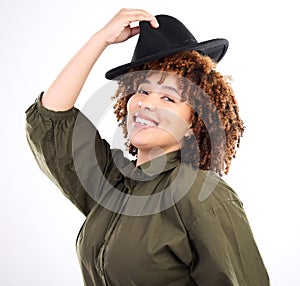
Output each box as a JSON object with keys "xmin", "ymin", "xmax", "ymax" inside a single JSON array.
[{"xmin": 105, "ymin": 38, "xmax": 228, "ymax": 80}]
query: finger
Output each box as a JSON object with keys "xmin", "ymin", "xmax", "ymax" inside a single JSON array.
[
  {"xmin": 129, "ymin": 15, "xmax": 159, "ymax": 28},
  {"xmin": 149, "ymin": 18, "xmax": 159, "ymax": 28},
  {"xmin": 130, "ymin": 26, "xmax": 140, "ymax": 37},
  {"xmin": 120, "ymin": 9, "xmax": 159, "ymax": 28}
]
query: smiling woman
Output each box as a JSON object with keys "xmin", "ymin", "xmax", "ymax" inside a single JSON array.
[
  {"xmin": 25, "ymin": 8, "xmax": 269, "ymax": 286},
  {"xmin": 113, "ymin": 50, "xmax": 244, "ymax": 175}
]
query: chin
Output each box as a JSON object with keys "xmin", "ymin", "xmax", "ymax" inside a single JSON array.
[{"xmin": 129, "ymin": 136, "xmax": 150, "ymax": 150}]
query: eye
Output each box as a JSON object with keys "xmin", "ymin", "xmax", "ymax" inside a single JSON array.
[
  {"xmin": 161, "ymin": 95, "xmax": 175, "ymax": 103},
  {"xmin": 137, "ymin": 89, "xmax": 148, "ymax": 95}
]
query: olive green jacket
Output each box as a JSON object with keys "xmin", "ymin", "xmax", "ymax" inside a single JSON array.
[{"xmin": 25, "ymin": 94, "xmax": 269, "ymax": 286}]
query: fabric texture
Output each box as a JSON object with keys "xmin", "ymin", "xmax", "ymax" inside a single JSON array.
[{"xmin": 25, "ymin": 94, "xmax": 270, "ymax": 286}]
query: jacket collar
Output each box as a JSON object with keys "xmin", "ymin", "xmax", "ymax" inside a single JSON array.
[{"xmin": 139, "ymin": 150, "xmax": 180, "ymax": 177}]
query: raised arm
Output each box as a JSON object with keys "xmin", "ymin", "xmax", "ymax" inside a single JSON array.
[{"xmin": 41, "ymin": 8, "xmax": 159, "ymax": 111}]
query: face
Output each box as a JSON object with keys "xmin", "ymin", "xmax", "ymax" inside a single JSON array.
[{"xmin": 126, "ymin": 72, "xmax": 193, "ymax": 155}]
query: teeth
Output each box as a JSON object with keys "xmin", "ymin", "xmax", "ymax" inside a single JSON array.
[{"xmin": 135, "ymin": 117, "xmax": 157, "ymax": 127}]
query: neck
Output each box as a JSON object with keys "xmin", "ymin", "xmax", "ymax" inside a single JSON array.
[{"xmin": 136, "ymin": 146, "xmax": 180, "ymax": 166}]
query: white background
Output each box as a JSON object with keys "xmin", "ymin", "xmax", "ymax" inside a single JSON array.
[{"xmin": 1, "ymin": 0, "xmax": 299, "ymax": 285}]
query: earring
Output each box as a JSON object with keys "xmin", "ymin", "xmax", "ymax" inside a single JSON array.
[
  {"xmin": 185, "ymin": 133, "xmax": 191, "ymax": 140},
  {"xmin": 184, "ymin": 126, "xmax": 193, "ymax": 140},
  {"xmin": 185, "ymin": 129, "xmax": 193, "ymax": 140}
]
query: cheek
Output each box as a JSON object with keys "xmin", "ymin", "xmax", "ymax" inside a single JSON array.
[
  {"xmin": 159, "ymin": 108, "xmax": 190, "ymax": 138},
  {"xmin": 126, "ymin": 95, "xmax": 138, "ymax": 129},
  {"xmin": 185, "ymin": 105, "xmax": 193, "ymax": 125},
  {"xmin": 127, "ymin": 95, "xmax": 139, "ymax": 114},
  {"xmin": 177, "ymin": 105, "xmax": 193, "ymax": 126}
]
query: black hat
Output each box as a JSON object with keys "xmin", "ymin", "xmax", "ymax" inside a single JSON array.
[{"xmin": 105, "ymin": 14, "xmax": 229, "ymax": 80}]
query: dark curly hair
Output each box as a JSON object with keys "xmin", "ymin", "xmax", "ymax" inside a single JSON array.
[{"xmin": 112, "ymin": 50, "xmax": 245, "ymax": 175}]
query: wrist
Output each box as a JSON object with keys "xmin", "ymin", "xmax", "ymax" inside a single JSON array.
[{"xmin": 92, "ymin": 29, "xmax": 111, "ymax": 48}]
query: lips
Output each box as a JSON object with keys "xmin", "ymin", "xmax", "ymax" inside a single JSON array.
[{"xmin": 133, "ymin": 113, "xmax": 159, "ymax": 127}]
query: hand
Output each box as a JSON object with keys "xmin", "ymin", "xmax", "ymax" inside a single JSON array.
[{"xmin": 99, "ymin": 8, "xmax": 159, "ymax": 45}]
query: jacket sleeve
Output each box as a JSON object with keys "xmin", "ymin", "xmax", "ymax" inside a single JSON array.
[
  {"xmin": 187, "ymin": 194, "xmax": 270, "ymax": 285},
  {"xmin": 25, "ymin": 93, "xmax": 127, "ymax": 216}
]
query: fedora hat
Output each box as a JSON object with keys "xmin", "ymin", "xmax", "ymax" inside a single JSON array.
[{"xmin": 105, "ymin": 14, "xmax": 229, "ymax": 80}]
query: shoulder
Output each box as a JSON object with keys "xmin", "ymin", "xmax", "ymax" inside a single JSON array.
[{"xmin": 174, "ymin": 166, "xmax": 243, "ymax": 227}]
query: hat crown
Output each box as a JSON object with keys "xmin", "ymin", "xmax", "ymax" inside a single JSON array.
[{"xmin": 132, "ymin": 15, "xmax": 198, "ymax": 61}]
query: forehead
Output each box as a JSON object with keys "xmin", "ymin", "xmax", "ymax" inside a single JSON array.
[
  {"xmin": 141, "ymin": 72, "xmax": 180, "ymax": 86},
  {"xmin": 139, "ymin": 72, "xmax": 184, "ymax": 97}
]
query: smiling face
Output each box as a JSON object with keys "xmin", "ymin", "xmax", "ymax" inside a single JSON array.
[
  {"xmin": 126, "ymin": 72, "xmax": 193, "ymax": 161},
  {"xmin": 113, "ymin": 50, "xmax": 245, "ymax": 174}
]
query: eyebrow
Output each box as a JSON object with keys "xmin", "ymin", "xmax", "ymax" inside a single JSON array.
[{"xmin": 140, "ymin": 79, "xmax": 181, "ymax": 98}]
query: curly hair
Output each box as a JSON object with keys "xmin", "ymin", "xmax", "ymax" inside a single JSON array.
[{"xmin": 112, "ymin": 50, "xmax": 245, "ymax": 175}]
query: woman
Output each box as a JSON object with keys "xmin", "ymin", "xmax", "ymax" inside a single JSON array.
[{"xmin": 25, "ymin": 8, "xmax": 269, "ymax": 286}]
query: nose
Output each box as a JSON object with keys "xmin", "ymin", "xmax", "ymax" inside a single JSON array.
[{"xmin": 138, "ymin": 93, "xmax": 157, "ymax": 111}]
